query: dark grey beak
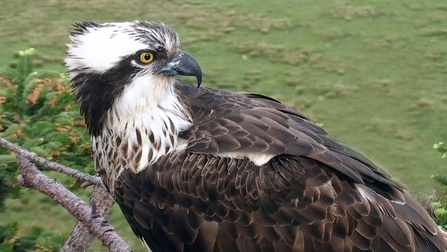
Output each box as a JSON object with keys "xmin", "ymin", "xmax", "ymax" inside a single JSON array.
[{"xmin": 156, "ymin": 50, "xmax": 202, "ymax": 87}]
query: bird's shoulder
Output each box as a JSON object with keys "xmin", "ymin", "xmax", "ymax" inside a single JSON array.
[
  {"xmin": 176, "ymin": 83, "xmax": 396, "ymax": 188},
  {"xmin": 177, "ymin": 83, "xmax": 319, "ymax": 155}
]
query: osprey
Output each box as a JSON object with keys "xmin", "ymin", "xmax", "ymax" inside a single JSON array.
[{"xmin": 66, "ymin": 21, "xmax": 447, "ymax": 252}]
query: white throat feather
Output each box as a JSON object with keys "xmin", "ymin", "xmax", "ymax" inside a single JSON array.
[{"xmin": 92, "ymin": 76, "xmax": 191, "ymax": 187}]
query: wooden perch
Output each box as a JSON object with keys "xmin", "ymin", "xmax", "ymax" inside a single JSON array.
[
  {"xmin": 0, "ymin": 136, "xmax": 102, "ymax": 186},
  {"xmin": 17, "ymin": 155, "xmax": 132, "ymax": 252},
  {"xmin": 61, "ymin": 185, "xmax": 116, "ymax": 251}
]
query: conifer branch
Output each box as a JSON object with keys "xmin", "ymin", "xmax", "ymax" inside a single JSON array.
[
  {"xmin": 17, "ymin": 155, "xmax": 132, "ymax": 252},
  {"xmin": 0, "ymin": 136, "xmax": 102, "ymax": 186},
  {"xmin": 61, "ymin": 185, "xmax": 116, "ymax": 251}
]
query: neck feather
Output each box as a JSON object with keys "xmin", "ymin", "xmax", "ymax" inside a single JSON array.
[{"xmin": 92, "ymin": 76, "xmax": 192, "ymax": 188}]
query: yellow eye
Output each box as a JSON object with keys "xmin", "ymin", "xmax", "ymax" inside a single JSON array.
[{"xmin": 138, "ymin": 52, "xmax": 154, "ymax": 64}]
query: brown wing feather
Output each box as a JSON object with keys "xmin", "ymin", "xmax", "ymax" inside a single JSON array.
[
  {"xmin": 115, "ymin": 153, "xmax": 446, "ymax": 252},
  {"xmin": 178, "ymin": 84, "xmax": 397, "ymax": 187},
  {"xmin": 112, "ymin": 83, "xmax": 447, "ymax": 252}
]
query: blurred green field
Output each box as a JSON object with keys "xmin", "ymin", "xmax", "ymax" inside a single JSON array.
[{"xmin": 1, "ymin": 0, "xmax": 447, "ymax": 251}]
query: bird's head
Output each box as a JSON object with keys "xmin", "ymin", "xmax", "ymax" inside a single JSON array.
[
  {"xmin": 65, "ymin": 21, "xmax": 201, "ymax": 135},
  {"xmin": 65, "ymin": 21, "xmax": 202, "ymax": 86}
]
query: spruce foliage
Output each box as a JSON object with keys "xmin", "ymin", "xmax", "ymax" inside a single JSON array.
[
  {"xmin": 432, "ymin": 142, "xmax": 447, "ymax": 231},
  {"xmin": 0, "ymin": 49, "xmax": 93, "ymax": 251}
]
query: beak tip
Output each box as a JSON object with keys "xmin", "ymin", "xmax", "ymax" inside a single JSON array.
[{"xmin": 197, "ymin": 75, "xmax": 202, "ymax": 88}]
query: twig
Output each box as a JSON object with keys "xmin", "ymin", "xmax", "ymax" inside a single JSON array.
[
  {"xmin": 61, "ymin": 185, "xmax": 116, "ymax": 251},
  {"xmin": 17, "ymin": 155, "xmax": 132, "ymax": 252},
  {"xmin": 0, "ymin": 136, "xmax": 102, "ymax": 186}
]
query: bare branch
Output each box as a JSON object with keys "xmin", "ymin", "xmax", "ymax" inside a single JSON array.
[
  {"xmin": 0, "ymin": 136, "xmax": 102, "ymax": 186},
  {"xmin": 17, "ymin": 155, "xmax": 132, "ymax": 252},
  {"xmin": 61, "ymin": 185, "xmax": 116, "ymax": 251}
]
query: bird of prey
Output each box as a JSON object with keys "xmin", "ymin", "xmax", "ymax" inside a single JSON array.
[{"xmin": 66, "ymin": 21, "xmax": 447, "ymax": 252}]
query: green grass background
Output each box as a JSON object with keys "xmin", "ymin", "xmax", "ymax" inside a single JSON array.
[{"xmin": 1, "ymin": 0, "xmax": 447, "ymax": 250}]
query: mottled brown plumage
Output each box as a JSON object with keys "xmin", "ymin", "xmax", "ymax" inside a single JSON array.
[
  {"xmin": 114, "ymin": 83, "xmax": 447, "ymax": 252},
  {"xmin": 66, "ymin": 21, "xmax": 447, "ymax": 252}
]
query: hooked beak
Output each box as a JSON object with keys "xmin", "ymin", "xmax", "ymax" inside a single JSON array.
[{"xmin": 155, "ymin": 50, "xmax": 202, "ymax": 87}]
